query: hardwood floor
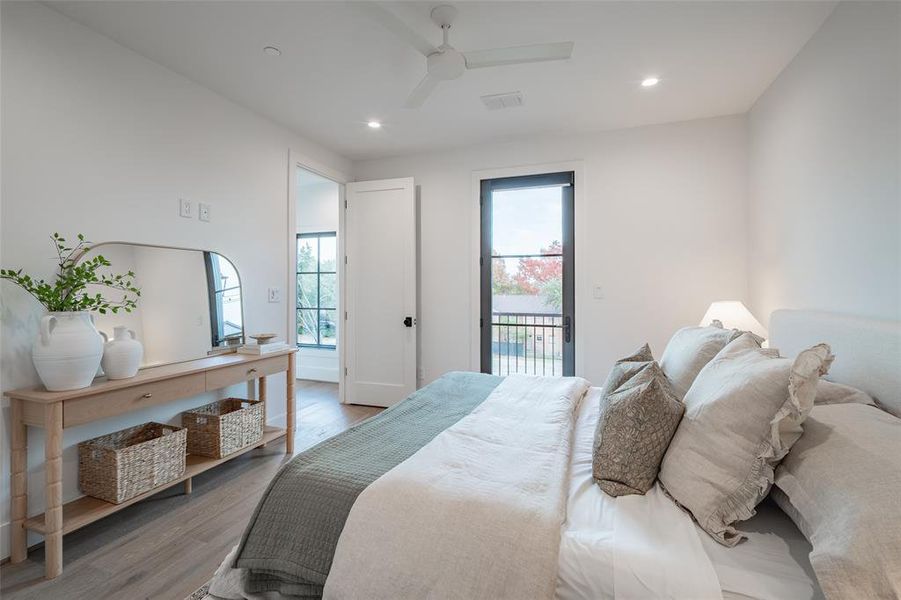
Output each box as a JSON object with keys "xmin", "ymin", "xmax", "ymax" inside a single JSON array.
[{"xmin": 0, "ymin": 381, "xmax": 381, "ymax": 600}]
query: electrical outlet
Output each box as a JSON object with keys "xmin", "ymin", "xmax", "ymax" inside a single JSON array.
[
  {"xmin": 268, "ymin": 287, "xmax": 281, "ymax": 303},
  {"xmin": 179, "ymin": 198, "xmax": 192, "ymax": 218},
  {"xmin": 198, "ymin": 202, "xmax": 211, "ymax": 222},
  {"xmin": 593, "ymin": 285, "xmax": 605, "ymax": 300},
  {"xmin": 417, "ymin": 367, "xmax": 425, "ymax": 381}
]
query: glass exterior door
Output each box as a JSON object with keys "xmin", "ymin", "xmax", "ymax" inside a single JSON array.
[{"xmin": 480, "ymin": 172, "xmax": 575, "ymax": 376}]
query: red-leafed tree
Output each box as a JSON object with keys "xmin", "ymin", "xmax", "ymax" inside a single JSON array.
[{"xmin": 514, "ymin": 241, "xmax": 562, "ymax": 293}]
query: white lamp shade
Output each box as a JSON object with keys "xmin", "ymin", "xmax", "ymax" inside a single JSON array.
[{"xmin": 700, "ymin": 301, "xmax": 768, "ymax": 339}]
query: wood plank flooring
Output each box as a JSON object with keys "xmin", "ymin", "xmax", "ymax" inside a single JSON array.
[{"xmin": 0, "ymin": 381, "xmax": 382, "ymax": 600}]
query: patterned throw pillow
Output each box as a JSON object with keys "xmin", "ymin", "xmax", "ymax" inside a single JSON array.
[
  {"xmin": 593, "ymin": 348, "xmax": 684, "ymax": 497},
  {"xmin": 598, "ymin": 343, "xmax": 653, "ymax": 395}
]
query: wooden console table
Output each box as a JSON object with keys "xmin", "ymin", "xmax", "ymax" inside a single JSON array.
[{"xmin": 5, "ymin": 348, "xmax": 297, "ymax": 579}]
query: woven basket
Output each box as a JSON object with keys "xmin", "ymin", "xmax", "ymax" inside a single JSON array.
[
  {"xmin": 79, "ymin": 422, "xmax": 187, "ymax": 505},
  {"xmin": 182, "ymin": 398, "xmax": 264, "ymax": 458}
]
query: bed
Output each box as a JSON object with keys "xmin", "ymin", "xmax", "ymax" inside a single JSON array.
[{"xmin": 208, "ymin": 309, "xmax": 900, "ymax": 600}]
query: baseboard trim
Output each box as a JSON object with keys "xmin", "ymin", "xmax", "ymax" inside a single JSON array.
[{"xmin": 297, "ymin": 365, "xmax": 339, "ymax": 383}]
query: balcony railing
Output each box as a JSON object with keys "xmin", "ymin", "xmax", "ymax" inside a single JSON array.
[{"xmin": 491, "ymin": 312, "xmax": 563, "ymax": 376}]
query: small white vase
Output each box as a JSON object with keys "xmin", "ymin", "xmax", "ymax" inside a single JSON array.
[
  {"xmin": 100, "ymin": 326, "xmax": 144, "ymax": 380},
  {"xmin": 32, "ymin": 312, "xmax": 104, "ymax": 391}
]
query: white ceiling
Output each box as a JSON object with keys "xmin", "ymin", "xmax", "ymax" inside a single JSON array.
[{"xmin": 47, "ymin": 1, "xmax": 835, "ymax": 161}]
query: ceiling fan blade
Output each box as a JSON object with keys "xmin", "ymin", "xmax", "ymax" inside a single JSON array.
[
  {"xmin": 463, "ymin": 41, "xmax": 574, "ymax": 69},
  {"xmin": 405, "ymin": 73, "xmax": 440, "ymax": 108},
  {"xmin": 351, "ymin": 1, "xmax": 438, "ymax": 57}
]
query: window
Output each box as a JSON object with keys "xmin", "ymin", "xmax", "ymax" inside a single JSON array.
[
  {"xmin": 204, "ymin": 252, "xmax": 243, "ymax": 347},
  {"xmin": 297, "ymin": 232, "xmax": 337, "ymax": 348}
]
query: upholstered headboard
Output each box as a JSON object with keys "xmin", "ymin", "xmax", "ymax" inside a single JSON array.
[{"xmin": 769, "ymin": 309, "xmax": 901, "ymax": 416}]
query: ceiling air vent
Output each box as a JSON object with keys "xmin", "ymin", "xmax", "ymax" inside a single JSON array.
[{"xmin": 481, "ymin": 91, "xmax": 524, "ymax": 110}]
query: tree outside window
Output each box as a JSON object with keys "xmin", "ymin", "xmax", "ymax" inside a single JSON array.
[{"xmin": 297, "ymin": 232, "xmax": 337, "ymax": 348}]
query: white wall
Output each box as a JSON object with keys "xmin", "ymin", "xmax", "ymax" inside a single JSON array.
[
  {"xmin": 0, "ymin": 1, "xmax": 351, "ymax": 558},
  {"xmin": 353, "ymin": 115, "xmax": 750, "ymax": 386},
  {"xmin": 297, "ymin": 182, "xmax": 339, "ymax": 234},
  {"xmin": 748, "ymin": 1, "xmax": 900, "ymax": 326}
]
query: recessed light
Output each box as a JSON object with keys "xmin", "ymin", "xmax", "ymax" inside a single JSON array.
[
  {"xmin": 263, "ymin": 46, "xmax": 281, "ymax": 57},
  {"xmin": 641, "ymin": 77, "xmax": 660, "ymax": 87},
  {"xmin": 367, "ymin": 120, "xmax": 382, "ymax": 129}
]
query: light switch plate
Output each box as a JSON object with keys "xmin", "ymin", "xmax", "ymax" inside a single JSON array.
[
  {"xmin": 198, "ymin": 202, "xmax": 211, "ymax": 222},
  {"xmin": 593, "ymin": 285, "xmax": 605, "ymax": 299},
  {"xmin": 268, "ymin": 287, "xmax": 281, "ymax": 303},
  {"xmin": 179, "ymin": 198, "xmax": 192, "ymax": 218}
]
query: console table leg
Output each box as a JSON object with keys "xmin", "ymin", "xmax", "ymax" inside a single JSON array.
[
  {"xmin": 286, "ymin": 353, "xmax": 295, "ymax": 454},
  {"xmin": 44, "ymin": 402, "xmax": 63, "ymax": 579},
  {"xmin": 10, "ymin": 399, "xmax": 28, "ymax": 563},
  {"xmin": 257, "ymin": 376, "xmax": 268, "ymax": 449},
  {"xmin": 184, "ymin": 478, "xmax": 193, "ymax": 495}
]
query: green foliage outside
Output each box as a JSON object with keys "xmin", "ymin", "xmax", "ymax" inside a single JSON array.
[
  {"xmin": 491, "ymin": 241, "xmax": 563, "ymax": 311},
  {"xmin": 296, "ymin": 237, "xmax": 337, "ymax": 345}
]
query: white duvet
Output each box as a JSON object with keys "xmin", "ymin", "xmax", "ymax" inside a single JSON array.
[
  {"xmin": 556, "ymin": 387, "xmax": 724, "ymax": 600},
  {"xmin": 325, "ymin": 375, "xmax": 591, "ymax": 600},
  {"xmin": 210, "ymin": 380, "xmax": 817, "ymax": 600}
]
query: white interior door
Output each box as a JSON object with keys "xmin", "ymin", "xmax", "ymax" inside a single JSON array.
[{"xmin": 345, "ymin": 177, "xmax": 416, "ymax": 407}]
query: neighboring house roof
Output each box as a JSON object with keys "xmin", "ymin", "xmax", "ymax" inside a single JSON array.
[{"xmin": 493, "ymin": 294, "xmax": 559, "ymax": 315}]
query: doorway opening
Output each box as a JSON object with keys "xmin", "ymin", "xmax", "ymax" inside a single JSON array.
[
  {"xmin": 295, "ymin": 166, "xmax": 340, "ymax": 383},
  {"xmin": 480, "ymin": 172, "xmax": 575, "ymax": 376}
]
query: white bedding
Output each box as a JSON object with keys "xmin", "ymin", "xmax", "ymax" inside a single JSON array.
[
  {"xmin": 210, "ymin": 381, "xmax": 822, "ymax": 600},
  {"xmin": 325, "ymin": 374, "xmax": 590, "ymax": 600},
  {"xmin": 556, "ymin": 387, "xmax": 823, "ymax": 600}
]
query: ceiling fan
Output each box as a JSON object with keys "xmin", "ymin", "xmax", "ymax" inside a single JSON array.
[{"xmin": 355, "ymin": 3, "xmax": 575, "ymax": 108}]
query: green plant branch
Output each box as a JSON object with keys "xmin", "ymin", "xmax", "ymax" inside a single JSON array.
[{"xmin": 1, "ymin": 234, "xmax": 141, "ymax": 314}]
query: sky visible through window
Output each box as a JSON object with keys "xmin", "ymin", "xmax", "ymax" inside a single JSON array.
[{"xmin": 492, "ymin": 185, "xmax": 564, "ymax": 312}]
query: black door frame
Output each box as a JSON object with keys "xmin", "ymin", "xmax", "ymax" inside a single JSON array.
[{"xmin": 479, "ymin": 171, "xmax": 575, "ymax": 376}]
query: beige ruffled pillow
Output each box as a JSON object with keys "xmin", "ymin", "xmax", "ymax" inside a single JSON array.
[
  {"xmin": 658, "ymin": 333, "xmax": 833, "ymax": 546},
  {"xmin": 659, "ymin": 322, "xmax": 743, "ymax": 398},
  {"xmin": 815, "ymin": 380, "xmax": 876, "ymax": 407}
]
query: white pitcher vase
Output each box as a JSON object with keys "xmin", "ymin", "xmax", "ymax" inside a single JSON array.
[
  {"xmin": 101, "ymin": 326, "xmax": 143, "ymax": 380},
  {"xmin": 32, "ymin": 312, "xmax": 104, "ymax": 391}
]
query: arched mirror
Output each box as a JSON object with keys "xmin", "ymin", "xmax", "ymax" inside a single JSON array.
[{"xmin": 77, "ymin": 242, "xmax": 245, "ymax": 368}]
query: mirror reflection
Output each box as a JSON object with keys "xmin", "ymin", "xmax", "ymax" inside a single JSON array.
[{"xmin": 79, "ymin": 243, "xmax": 245, "ymax": 368}]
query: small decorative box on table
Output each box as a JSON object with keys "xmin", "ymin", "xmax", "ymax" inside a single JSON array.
[{"xmin": 183, "ymin": 398, "xmax": 264, "ymax": 458}]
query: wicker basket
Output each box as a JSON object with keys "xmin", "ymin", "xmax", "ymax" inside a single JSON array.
[
  {"xmin": 182, "ymin": 398, "xmax": 264, "ymax": 458},
  {"xmin": 79, "ymin": 422, "xmax": 187, "ymax": 505}
]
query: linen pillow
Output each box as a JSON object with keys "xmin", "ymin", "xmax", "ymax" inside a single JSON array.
[
  {"xmin": 593, "ymin": 361, "xmax": 684, "ymax": 497},
  {"xmin": 772, "ymin": 403, "xmax": 901, "ymax": 599},
  {"xmin": 659, "ymin": 322, "xmax": 744, "ymax": 398},
  {"xmin": 815, "ymin": 380, "xmax": 876, "ymax": 407},
  {"xmin": 658, "ymin": 333, "xmax": 833, "ymax": 546}
]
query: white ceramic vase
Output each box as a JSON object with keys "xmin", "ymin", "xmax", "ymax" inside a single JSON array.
[
  {"xmin": 100, "ymin": 326, "xmax": 144, "ymax": 380},
  {"xmin": 32, "ymin": 312, "xmax": 105, "ymax": 391}
]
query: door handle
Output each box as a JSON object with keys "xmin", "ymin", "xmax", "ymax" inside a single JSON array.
[
  {"xmin": 403, "ymin": 316, "xmax": 414, "ymax": 328},
  {"xmin": 564, "ymin": 316, "xmax": 572, "ymax": 343}
]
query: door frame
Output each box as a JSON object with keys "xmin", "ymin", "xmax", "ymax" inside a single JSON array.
[
  {"xmin": 479, "ymin": 171, "xmax": 575, "ymax": 375},
  {"xmin": 469, "ymin": 161, "xmax": 586, "ymax": 377},
  {"xmin": 287, "ymin": 150, "xmax": 350, "ymax": 403}
]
